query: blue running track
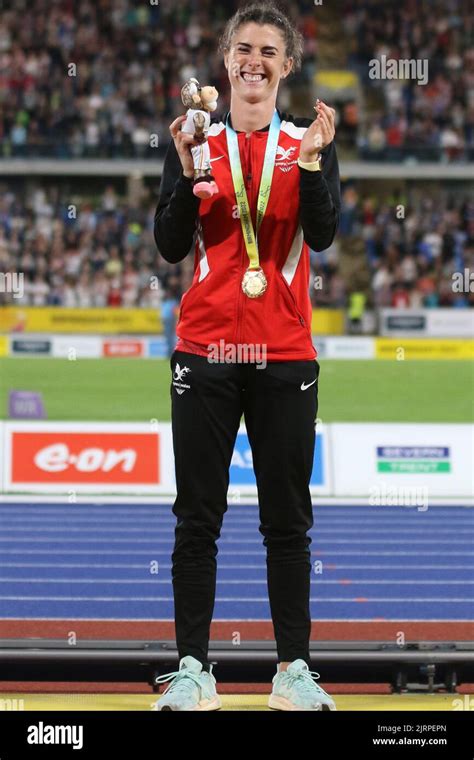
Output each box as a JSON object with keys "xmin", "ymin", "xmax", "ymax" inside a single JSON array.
[{"xmin": 0, "ymin": 503, "xmax": 472, "ymax": 621}]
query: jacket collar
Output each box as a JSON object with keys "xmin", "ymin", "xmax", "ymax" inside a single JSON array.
[{"xmin": 225, "ymin": 108, "xmax": 281, "ymax": 133}]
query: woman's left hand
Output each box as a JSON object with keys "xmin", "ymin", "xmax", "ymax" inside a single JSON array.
[{"xmin": 299, "ymin": 101, "xmax": 336, "ymax": 162}]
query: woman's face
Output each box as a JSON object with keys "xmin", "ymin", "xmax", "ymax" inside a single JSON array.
[{"xmin": 224, "ymin": 22, "xmax": 293, "ymax": 104}]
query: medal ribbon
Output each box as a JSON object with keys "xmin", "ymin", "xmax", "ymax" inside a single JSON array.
[{"xmin": 226, "ymin": 109, "xmax": 281, "ymax": 270}]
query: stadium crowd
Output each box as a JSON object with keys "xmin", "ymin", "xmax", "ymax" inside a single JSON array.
[
  {"xmin": 344, "ymin": 0, "xmax": 473, "ymax": 161},
  {"xmin": 0, "ymin": 0, "xmax": 472, "ymax": 160},
  {"xmin": 0, "ymin": 0, "xmax": 472, "ymax": 317},
  {"xmin": 311, "ymin": 185, "xmax": 473, "ymax": 309},
  {"xmin": 0, "ymin": 184, "xmax": 472, "ymax": 310}
]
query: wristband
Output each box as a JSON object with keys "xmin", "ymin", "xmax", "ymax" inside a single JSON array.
[{"xmin": 297, "ymin": 156, "xmax": 322, "ymax": 171}]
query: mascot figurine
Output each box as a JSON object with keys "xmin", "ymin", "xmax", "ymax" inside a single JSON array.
[{"xmin": 181, "ymin": 77, "xmax": 219, "ymax": 200}]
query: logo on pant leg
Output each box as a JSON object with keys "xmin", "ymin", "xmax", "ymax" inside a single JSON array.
[{"xmin": 173, "ymin": 363, "xmax": 191, "ymax": 395}]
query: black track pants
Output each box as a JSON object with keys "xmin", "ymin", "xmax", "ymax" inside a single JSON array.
[{"xmin": 169, "ymin": 350, "xmax": 319, "ymax": 667}]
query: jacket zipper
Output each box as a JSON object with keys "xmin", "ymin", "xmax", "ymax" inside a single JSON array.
[
  {"xmin": 235, "ymin": 133, "xmax": 306, "ymax": 340},
  {"xmin": 236, "ymin": 132, "xmax": 252, "ymax": 345}
]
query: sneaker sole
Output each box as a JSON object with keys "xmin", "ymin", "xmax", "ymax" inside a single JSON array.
[
  {"xmin": 268, "ymin": 694, "xmax": 335, "ymax": 711},
  {"xmin": 156, "ymin": 696, "xmax": 222, "ymax": 711}
]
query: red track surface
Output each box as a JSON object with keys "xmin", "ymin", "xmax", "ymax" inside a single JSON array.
[
  {"xmin": 1, "ymin": 620, "xmax": 472, "ymax": 640},
  {"xmin": 2, "ymin": 620, "xmax": 472, "ymax": 694}
]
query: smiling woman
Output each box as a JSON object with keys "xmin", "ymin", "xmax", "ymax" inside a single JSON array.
[
  {"xmin": 218, "ymin": 2, "xmax": 304, "ymax": 70},
  {"xmin": 218, "ymin": 2, "xmax": 303, "ymax": 130},
  {"xmin": 153, "ymin": 0, "xmax": 340, "ymax": 713}
]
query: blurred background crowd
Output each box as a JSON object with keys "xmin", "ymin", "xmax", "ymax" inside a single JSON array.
[
  {"xmin": 0, "ymin": 182, "xmax": 472, "ymax": 310},
  {"xmin": 0, "ymin": 0, "xmax": 472, "ymax": 320},
  {"xmin": 0, "ymin": 0, "xmax": 472, "ymax": 160}
]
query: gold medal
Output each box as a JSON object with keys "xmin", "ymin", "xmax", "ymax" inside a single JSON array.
[
  {"xmin": 242, "ymin": 267, "xmax": 267, "ymax": 298},
  {"xmin": 227, "ymin": 111, "xmax": 280, "ymax": 302}
]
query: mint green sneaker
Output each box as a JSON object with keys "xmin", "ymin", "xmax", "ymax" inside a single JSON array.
[
  {"xmin": 268, "ymin": 659, "xmax": 337, "ymax": 711},
  {"xmin": 151, "ymin": 655, "xmax": 222, "ymax": 711}
]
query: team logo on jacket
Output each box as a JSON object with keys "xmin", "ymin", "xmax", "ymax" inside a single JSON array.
[
  {"xmin": 173, "ymin": 363, "xmax": 191, "ymax": 395},
  {"xmin": 275, "ymin": 145, "xmax": 298, "ymax": 173}
]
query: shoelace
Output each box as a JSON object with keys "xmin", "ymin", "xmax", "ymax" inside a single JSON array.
[
  {"xmin": 154, "ymin": 668, "xmax": 204, "ymax": 698},
  {"xmin": 279, "ymin": 669, "xmax": 330, "ymax": 697}
]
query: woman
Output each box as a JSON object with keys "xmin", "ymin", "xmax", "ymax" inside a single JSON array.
[{"xmin": 153, "ymin": 1, "xmax": 340, "ymax": 711}]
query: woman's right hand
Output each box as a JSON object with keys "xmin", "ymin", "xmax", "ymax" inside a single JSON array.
[{"xmin": 169, "ymin": 115, "xmax": 200, "ymax": 179}]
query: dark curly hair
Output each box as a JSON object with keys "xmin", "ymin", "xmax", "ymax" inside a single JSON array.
[{"xmin": 217, "ymin": 1, "xmax": 304, "ymax": 75}]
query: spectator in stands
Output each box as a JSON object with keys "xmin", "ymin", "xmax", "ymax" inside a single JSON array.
[
  {"xmin": 390, "ymin": 281, "xmax": 410, "ymax": 308},
  {"xmin": 107, "ymin": 279, "xmax": 122, "ymax": 307},
  {"xmin": 348, "ymin": 289, "xmax": 366, "ymax": 333}
]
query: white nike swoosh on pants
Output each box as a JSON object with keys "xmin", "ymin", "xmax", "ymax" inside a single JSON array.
[{"xmin": 301, "ymin": 380, "xmax": 317, "ymax": 391}]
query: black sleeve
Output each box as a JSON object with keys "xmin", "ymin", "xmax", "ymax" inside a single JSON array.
[
  {"xmin": 298, "ymin": 139, "xmax": 341, "ymax": 252},
  {"xmin": 153, "ymin": 139, "xmax": 201, "ymax": 264}
]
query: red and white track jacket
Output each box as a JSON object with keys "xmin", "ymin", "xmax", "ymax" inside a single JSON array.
[{"xmin": 154, "ymin": 109, "xmax": 341, "ymax": 361}]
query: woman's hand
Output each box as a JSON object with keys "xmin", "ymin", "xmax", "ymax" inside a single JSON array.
[
  {"xmin": 169, "ymin": 115, "xmax": 201, "ymax": 179},
  {"xmin": 299, "ymin": 101, "xmax": 336, "ymax": 163}
]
